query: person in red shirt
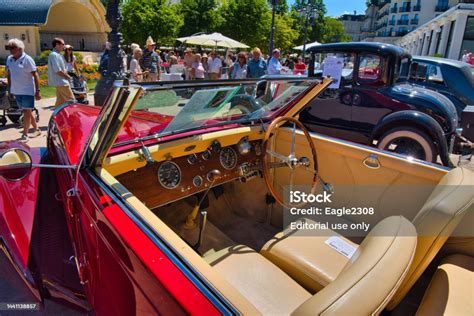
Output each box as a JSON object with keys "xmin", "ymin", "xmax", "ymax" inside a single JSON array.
[
  {"xmin": 293, "ymin": 57, "xmax": 306, "ymax": 75},
  {"xmin": 468, "ymin": 53, "xmax": 474, "ymax": 65}
]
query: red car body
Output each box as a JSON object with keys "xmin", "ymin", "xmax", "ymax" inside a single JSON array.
[
  {"xmin": 1, "ymin": 79, "xmax": 317, "ymax": 314},
  {"xmin": 0, "ymin": 105, "xmax": 234, "ymax": 314}
]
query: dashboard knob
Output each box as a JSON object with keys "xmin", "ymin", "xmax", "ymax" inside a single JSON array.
[{"xmin": 207, "ymin": 169, "xmax": 222, "ymax": 182}]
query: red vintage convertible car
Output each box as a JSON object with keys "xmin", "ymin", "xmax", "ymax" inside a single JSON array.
[{"xmin": 0, "ymin": 78, "xmax": 473, "ymax": 315}]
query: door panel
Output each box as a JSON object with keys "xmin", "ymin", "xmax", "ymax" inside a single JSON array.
[{"xmin": 273, "ymin": 127, "xmax": 447, "ymax": 227}]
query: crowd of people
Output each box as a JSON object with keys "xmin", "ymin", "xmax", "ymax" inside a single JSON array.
[
  {"xmin": 461, "ymin": 50, "xmax": 474, "ymax": 65},
  {"xmin": 113, "ymin": 36, "xmax": 309, "ymax": 82}
]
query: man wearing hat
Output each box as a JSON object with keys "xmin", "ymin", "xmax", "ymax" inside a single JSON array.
[
  {"xmin": 184, "ymin": 48, "xmax": 195, "ymax": 80},
  {"xmin": 267, "ymin": 48, "xmax": 282, "ymax": 75},
  {"xmin": 140, "ymin": 36, "xmax": 161, "ymax": 81}
]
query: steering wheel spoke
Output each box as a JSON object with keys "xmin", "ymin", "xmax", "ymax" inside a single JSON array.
[
  {"xmin": 266, "ymin": 149, "xmax": 290, "ymax": 164},
  {"xmin": 262, "ymin": 116, "xmax": 319, "ymax": 208}
]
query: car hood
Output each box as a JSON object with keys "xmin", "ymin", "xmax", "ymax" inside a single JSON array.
[{"xmin": 390, "ymin": 83, "xmax": 458, "ymax": 130}]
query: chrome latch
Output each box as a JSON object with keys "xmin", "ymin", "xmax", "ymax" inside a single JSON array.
[{"xmin": 363, "ymin": 154, "xmax": 380, "ymax": 169}]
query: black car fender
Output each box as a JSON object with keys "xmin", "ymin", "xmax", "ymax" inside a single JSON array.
[{"xmin": 370, "ymin": 110, "xmax": 451, "ymax": 166}]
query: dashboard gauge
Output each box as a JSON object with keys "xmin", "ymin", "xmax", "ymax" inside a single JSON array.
[
  {"xmin": 187, "ymin": 153, "xmax": 198, "ymax": 165},
  {"xmin": 254, "ymin": 142, "xmax": 262, "ymax": 156},
  {"xmin": 202, "ymin": 149, "xmax": 211, "ymax": 160},
  {"xmin": 192, "ymin": 175, "xmax": 203, "ymax": 187},
  {"xmin": 237, "ymin": 138, "xmax": 251, "ymax": 155},
  {"xmin": 219, "ymin": 147, "xmax": 238, "ymax": 170},
  {"xmin": 157, "ymin": 161, "xmax": 181, "ymax": 189},
  {"xmin": 211, "ymin": 140, "xmax": 221, "ymax": 152}
]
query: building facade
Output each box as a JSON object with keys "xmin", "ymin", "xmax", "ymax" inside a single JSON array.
[
  {"xmin": 339, "ymin": 12, "xmax": 366, "ymax": 41},
  {"xmin": 396, "ymin": 3, "xmax": 474, "ymax": 59},
  {"xmin": 0, "ymin": 0, "xmax": 109, "ymax": 60},
  {"xmin": 363, "ymin": 0, "xmax": 461, "ymax": 43}
]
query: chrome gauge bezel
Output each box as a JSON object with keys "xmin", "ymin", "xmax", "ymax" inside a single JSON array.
[
  {"xmin": 157, "ymin": 161, "xmax": 181, "ymax": 189},
  {"xmin": 187, "ymin": 153, "xmax": 198, "ymax": 165},
  {"xmin": 202, "ymin": 149, "xmax": 212, "ymax": 160},
  {"xmin": 219, "ymin": 147, "xmax": 238, "ymax": 170},
  {"xmin": 192, "ymin": 175, "xmax": 203, "ymax": 187}
]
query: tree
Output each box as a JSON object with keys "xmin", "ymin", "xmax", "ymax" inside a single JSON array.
[
  {"xmin": 177, "ymin": 0, "xmax": 223, "ymax": 36},
  {"xmin": 273, "ymin": 12, "xmax": 298, "ymax": 51},
  {"xmin": 320, "ymin": 17, "xmax": 352, "ymax": 43},
  {"xmin": 218, "ymin": 0, "xmax": 272, "ymax": 51},
  {"xmin": 120, "ymin": 0, "xmax": 183, "ymax": 46},
  {"xmin": 290, "ymin": 0, "xmax": 326, "ymax": 44}
]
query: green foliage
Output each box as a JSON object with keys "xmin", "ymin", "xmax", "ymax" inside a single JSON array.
[
  {"xmin": 73, "ymin": 52, "xmax": 84, "ymax": 64},
  {"xmin": 273, "ymin": 13, "xmax": 299, "ymax": 51},
  {"xmin": 218, "ymin": 0, "xmax": 272, "ymax": 52},
  {"xmin": 177, "ymin": 0, "xmax": 223, "ymax": 36},
  {"xmin": 120, "ymin": 0, "xmax": 183, "ymax": 46},
  {"xmin": 320, "ymin": 17, "xmax": 352, "ymax": 43},
  {"xmin": 35, "ymin": 50, "xmax": 51, "ymax": 65}
]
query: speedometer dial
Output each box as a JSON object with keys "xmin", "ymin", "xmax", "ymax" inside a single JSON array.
[
  {"xmin": 157, "ymin": 161, "xmax": 181, "ymax": 189},
  {"xmin": 219, "ymin": 147, "xmax": 238, "ymax": 170}
]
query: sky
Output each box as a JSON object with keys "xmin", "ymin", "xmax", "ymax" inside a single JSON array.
[{"xmin": 288, "ymin": 0, "xmax": 368, "ymax": 17}]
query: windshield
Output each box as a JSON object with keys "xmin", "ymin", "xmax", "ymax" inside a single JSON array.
[{"xmin": 120, "ymin": 79, "xmax": 315, "ymax": 143}]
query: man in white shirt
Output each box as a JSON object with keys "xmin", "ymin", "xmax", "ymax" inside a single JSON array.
[
  {"xmin": 6, "ymin": 38, "xmax": 41, "ymax": 141},
  {"xmin": 208, "ymin": 51, "xmax": 222, "ymax": 80},
  {"xmin": 48, "ymin": 37, "xmax": 75, "ymax": 106},
  {"xmin": 461, "ymin": 50, "xmax": 470, "ymax": 63},
  {"xmin": 268, "ymin": 49, "xmax": 282, "ymax": 75}
]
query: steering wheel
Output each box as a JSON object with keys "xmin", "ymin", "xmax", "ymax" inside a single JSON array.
[{"xmin": 262, "ymin": 116, "xmax": 319, "ymax": 208}]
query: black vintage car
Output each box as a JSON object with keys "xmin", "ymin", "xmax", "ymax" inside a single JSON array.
[
  {"xmin": 406, "ymin": 56, "xmax": 474, "ymax": 143},
  {"xmin": 407, "ymin": 56, "xmax": 474, "ymax": 115},
  {"xmin": 302, "ymin": 42, "xmax": 467, "ymax": 166}
]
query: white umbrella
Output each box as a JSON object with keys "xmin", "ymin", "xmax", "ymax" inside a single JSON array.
[
  {"xmin": 177, "ymin": 32, "xmax": 249, "ymax": 49},
  {"xmin": 294, "ymin": 41, "xmax": 321, "ymax": 51}
]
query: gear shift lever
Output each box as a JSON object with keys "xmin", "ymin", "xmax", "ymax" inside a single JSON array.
[
  {"xmin": 188, "ymin": 169, "xmax": 221, "ymax": 251},
  {"xmin": 184, "ymin": 169, "xmax": 221, "ymax": 227}
]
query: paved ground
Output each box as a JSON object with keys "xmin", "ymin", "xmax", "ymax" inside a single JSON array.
[{"xmin": 0, "ymin": 94, "xmax": 94, "ymax": 146}]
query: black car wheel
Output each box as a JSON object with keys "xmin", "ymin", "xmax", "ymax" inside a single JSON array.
[{"xmin": 377, "ymin": 127, "xmax": 436, "ymax": 162}]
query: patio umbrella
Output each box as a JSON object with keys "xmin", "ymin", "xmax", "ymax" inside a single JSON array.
[
  {"xmin": 177, "ymin": 33, "xmax": 249, "ymax": 49},
  {"xmin": 294, "ymin": 41, "xmax": 321, "ymax": 51}
]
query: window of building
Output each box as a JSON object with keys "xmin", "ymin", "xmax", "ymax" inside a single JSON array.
[
  {"xmin": 460, "ymin": 16, "xmax": 474, "ymax": 60},
  {"xmin": 445, "ymin": 20, "xmax": 456, "ymax": 57}
]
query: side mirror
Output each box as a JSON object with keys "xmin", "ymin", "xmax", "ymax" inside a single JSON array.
[{"xmin": 0, "ymin": 148, "xmax": 32, "ymax": 181}]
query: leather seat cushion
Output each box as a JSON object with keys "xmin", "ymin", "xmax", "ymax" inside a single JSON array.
[
  {"xmin": 417, "ymin": 254, "xmax": 474, "ymax": 316},
  {"xmin": 204, "ymin": 245, "xmax": 311, "ymax": 315},
  {"xmin": 261, "ymin": 219, "xmax": 357, "ymax": 292}
]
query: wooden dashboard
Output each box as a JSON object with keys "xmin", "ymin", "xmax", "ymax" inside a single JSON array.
[{"xmin": 116, "ymin": 140, "xmax": 263, "ymax": 209}]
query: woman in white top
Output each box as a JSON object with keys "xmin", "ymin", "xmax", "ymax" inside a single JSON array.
[
  {"xmin": 130, "ymin": 48, "xmax": 145, "ymax": 82},
  {"xmin": 192, "ymin": 54, "xmax": 205, "ymax": 80},
  {"xmin": 63, "ymin": 45, "xmax": 80, "ymax": 78},
  {"xmin": 229, "ymin": 52, "xmax": 248, "ymax": 79}
]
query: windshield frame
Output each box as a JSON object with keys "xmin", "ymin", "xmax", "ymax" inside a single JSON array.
[{"xmin": 113, "ymin": 77, "xmax": 322, "ymax": 148}]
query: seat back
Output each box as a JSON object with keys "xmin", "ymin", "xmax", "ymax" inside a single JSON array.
[
  {"xmin": 386, "ymin": 167, "xmax": 474, "ymax": 310},
  {"xmin": 293, "ymin": 216, "xmax": 417, "ymax": 315}
]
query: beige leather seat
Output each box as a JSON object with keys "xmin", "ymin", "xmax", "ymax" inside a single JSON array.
[
  {"xmin": 260, "ymin": 167, "xmax": 474, "ymax": 310},
  {"xmin": 206, "ymin": 216, "xmax": 416, "ymax": 315},
  {"xmin": 205, "ymin": 245, "xmax": 311, "ymax": 315},
  {"xmin": 417, "ymin": 254, "xmax": 474, "ymax": 316},
  {"xmin": 388, "ymin": 167, "xmax": 474, "ymax": 309}
]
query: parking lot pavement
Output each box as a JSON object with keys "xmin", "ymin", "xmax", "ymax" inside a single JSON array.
[{"xmin": 0, "ymin": 94, "xmax": 94, "ymax": 147}]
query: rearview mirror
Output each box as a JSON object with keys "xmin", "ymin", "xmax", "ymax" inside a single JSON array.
[{"xmin": 0, "ymin": 148, "xmax": 32, "ymax": 181}]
